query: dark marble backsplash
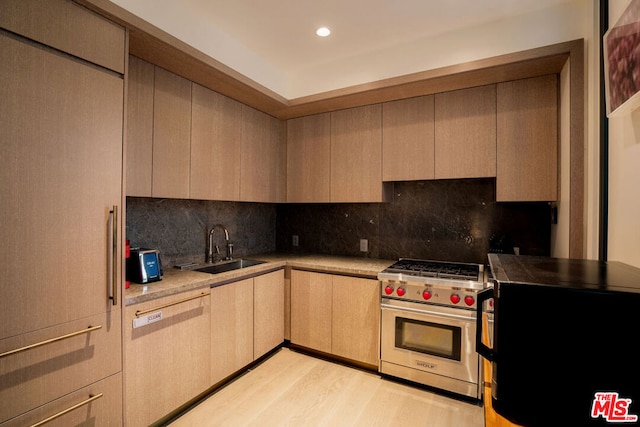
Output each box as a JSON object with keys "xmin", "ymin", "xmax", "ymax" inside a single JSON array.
[
  {"xmin": 276, "ymin": 179, "xmax": 551, "ymax": 264},
  {"xmin": 126, "ymin": 178, "xmax": 551, "ymax": 268},
  {"xmin": 126, "ymin": 197, "xmax": 277, "ymax": 267}
]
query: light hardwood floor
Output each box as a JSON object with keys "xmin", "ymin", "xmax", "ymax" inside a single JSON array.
[{"xmin": 170, "ymin": 348, "xmax": 484, "ymax": 426}]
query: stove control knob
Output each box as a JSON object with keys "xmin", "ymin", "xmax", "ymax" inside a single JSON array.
[
  {"xmin": 384, "ymin": 285, "xmax": 394, "ymax": 295},
  {"xmin": 450, "ymin": 294, "xmax": 461, "ymax": 304},
  {"xmin": 422, "ymin": 290, "xmax": 432, "ymax": 300},
  {"xmin": 464, "ymin": 295, "xmax": 475, "ymax": 306},
  {"xmin": 396, "ymin": 287, "xmax": 406, "ymax": 297}
]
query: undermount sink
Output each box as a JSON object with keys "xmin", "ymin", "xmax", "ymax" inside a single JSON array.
[{"xmin": 194, "ymin": 259, "xmax": 265, "ymax": 275}]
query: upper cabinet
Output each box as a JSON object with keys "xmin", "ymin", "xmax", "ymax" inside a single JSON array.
[
  {"xmin": 127, "ymin": 58, "xmax": 558, "ymax": 204},
  {"xmin": 126, "ymin": 56, "xmax": 154, "ymax": 197},
  {"xmin": 382, "ymin": 95, "xmax": 435, "ymax": 181},
  {"xmin": 191, "ymin": 83, "xmax": 242, "ymax": 201},
  {"xmin": 152, "ymin": 67, "xmax": 192, "ymax": 199},
  {"xmin": 287, "ymin": 113, "xmax": 332, "ymax": 202},
  {"xmin": 240, "ymin": 105, "xmax": 287, "ymax": 203},
  {"xmin": 0, "ymin": 0, "xmax": 125, "ymax": 73},
  {"xmin": 497, "ymin": 75, "xmax": 558, "ymax": 201},
  {"xmin": 435, "ymin": 85, "xmax": 497, "ymax": 179},
  {"xmin": 331, "ymin": 104, "xmax": 390, "ymax": 203}
]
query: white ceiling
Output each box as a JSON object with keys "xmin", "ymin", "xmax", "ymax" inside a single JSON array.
[{"xmin": 112, "ymin": 0, "xmax": 577, "ymax": 98}]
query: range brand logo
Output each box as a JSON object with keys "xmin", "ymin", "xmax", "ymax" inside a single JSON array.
[{"xmin": 591, "ymin": 392, "xmax": 638, "ymax": 423}]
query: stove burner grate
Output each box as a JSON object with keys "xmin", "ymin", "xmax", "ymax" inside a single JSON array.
[{"xmin": 385, "ymin": 259, "xmax": 481, "ymax": 281}]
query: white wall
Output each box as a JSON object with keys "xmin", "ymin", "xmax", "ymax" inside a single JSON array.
[{"xmin": 608, "ymin": 1, "xmax": 640, "ymax": 267}]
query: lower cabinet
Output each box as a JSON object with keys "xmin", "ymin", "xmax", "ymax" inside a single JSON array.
[
  {"xmin": 124, "ymin": 289, "xmax": 211, "ymax": 427},
  {"xmin": 1, "ymin": 373, "xmax": 122, "ymax": 427},
  {"xmin": 290, "ymin": 270, "xmax": 380, "ymax": 366},
  {"xmin": 211, "ymin": 269, "xmax": 285, "ymax": 384},
  {"xmin": 0, "ymin": 311, "xmax": 122, "ymax": 424},
  {"xmin": 210, "ymin": 278, "xmax": 254, "ymax": 383}
]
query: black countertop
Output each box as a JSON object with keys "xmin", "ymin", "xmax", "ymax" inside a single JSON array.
[{"xmin": 488, "ymin": 254, "xmax": 640, "ymax": 294}]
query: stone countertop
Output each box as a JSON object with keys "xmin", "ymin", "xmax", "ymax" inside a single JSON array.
[{"xmin": 125, "ymin": 253, "xmax": 395, "ymax": 306}]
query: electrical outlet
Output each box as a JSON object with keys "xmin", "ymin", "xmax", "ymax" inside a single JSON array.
[
  {"xmin": 360, "ymin": 239, "xmax": 368, "ymax": 252},
  {"xmin": 292, "ymin": 235, "xmax": 299, "ymax": 247}
]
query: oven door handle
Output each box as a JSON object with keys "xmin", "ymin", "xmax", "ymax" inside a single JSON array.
[
  {"xmin": 475, "ymin": 288, "xmax": 495, "ymax": 361},
  {"xmin": 380, "ymin": 302, "xmax": 474, "ymax": 322}
]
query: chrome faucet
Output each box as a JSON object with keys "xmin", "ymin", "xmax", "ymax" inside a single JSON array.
[{"xmin": 207, "ymin": 224, "xmax": 233, "ymax": 263}]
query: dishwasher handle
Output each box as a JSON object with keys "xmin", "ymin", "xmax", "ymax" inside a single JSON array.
[{"xmin": 475, "ymin": 287, "xmax": 495, "ymax": 361}]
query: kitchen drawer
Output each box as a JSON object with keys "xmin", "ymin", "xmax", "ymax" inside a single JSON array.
[
  {"xmin": 0, "ymin": 311, "xmax": 121, "ymax": 423},
  {"xmin": 0, "ymin": 372, "xmax": 122, "ymax": 427}
]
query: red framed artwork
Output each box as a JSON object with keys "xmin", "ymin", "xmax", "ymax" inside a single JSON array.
[{"xmin": 604, "ymin": 0, "xmax": 640, "ymax": 117}]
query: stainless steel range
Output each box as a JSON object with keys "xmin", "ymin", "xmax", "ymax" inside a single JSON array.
[{"xmin": 378, "ymin": 258, "xmax": 486, "ymax": 399}]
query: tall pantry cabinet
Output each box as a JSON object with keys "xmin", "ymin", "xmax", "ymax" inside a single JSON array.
[{"xmin": 0, "ymin": 0, "xmax": 125, "ymax": 425}]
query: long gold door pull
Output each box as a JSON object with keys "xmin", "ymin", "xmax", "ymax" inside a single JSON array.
[
  {"xmin": 29, "ymin": 393, "xmax": 103, "ymax": 427},
  {"xmin": 135, "ymin": 293, "xmax": 207, "ymax": 317},
  {"xmin": 0, "ymin": 325, "xmax": 103, "ymax": 359}
]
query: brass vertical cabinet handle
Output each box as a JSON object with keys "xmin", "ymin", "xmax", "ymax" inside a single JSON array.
[{"xmin": 108, "ymin": 206, "xmax": 118, "ymax": 306}]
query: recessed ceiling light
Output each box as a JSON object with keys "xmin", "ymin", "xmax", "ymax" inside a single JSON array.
[{"xmin": 316, "ymin": 27, "xmax": 331, "ymax": 37}]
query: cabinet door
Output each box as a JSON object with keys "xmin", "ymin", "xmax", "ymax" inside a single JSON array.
[
  {"xmin": 290, "ymin": 270, "xmax": 332, "ymax": 353},
  {"xmin": 1, "ymin": 373, "xmax": 122, "ymax": 427},
  {"xmin": 191, "ymin": 83, "xmax": 242, "ymax": 201},
  {"xmin": 152, "ymin": 66, "xmax": 192, "ymax": 199},
  {"xmin": 331, "ymin": 104, "xmax": 386, "ymax": 202},
  {"xmin": 331, "ymin": 276, "xmax": 380, "ymax": 366},
  {"xmin": 240, "ymin": 105, "xmax": 286, "ymax": 203},
  {"xmin": 0, "ymin": 31, "xmax": 123, "ymax": 339},
  {"xmin": 126, "ymin": 55, "xmax": 154, "ymax": 197},
  {"xmin": 435, "ymin": 85, "xmax": 497, "ymax": 179},
  {"xmin": 0, "ymin": 312, "xmax": 121, "ymax": 423},
  {"xmin": 125, "ymin": 289, "xmax": 211, "ymax": 426},
  {"xmin": 210, "ymin": 279, "xmax": 254, "ymax": 384},
  {"xmin": 497, "ymin": 75, "xmax": 558, "ymax": 201},
  {"xmin": 383, "ymin": 95, "xmax": 435, "ymax": 181},
  {"xmin": 0, "ymin": 0, "xmax": 125, "ymax": 73},
  {"xmin": 254, "ymin": 270, "xmax": 285, "ymax": 359},
  {"xmin": 286, "ymin": 113, "xmax": 331, "ymax": 202}
]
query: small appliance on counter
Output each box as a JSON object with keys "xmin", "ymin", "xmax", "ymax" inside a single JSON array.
[
  {"xmin": 126, "ymin": 248, "xmax": 163, "ymax": 284},
  {"xmin": 477, "ymin": 254, "xmax": 640, "ymax": 426}
]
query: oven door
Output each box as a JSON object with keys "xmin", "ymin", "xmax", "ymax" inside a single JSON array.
[{"xmin": 381, "ymin": 298, "xmax": 479, "ymax": 393}]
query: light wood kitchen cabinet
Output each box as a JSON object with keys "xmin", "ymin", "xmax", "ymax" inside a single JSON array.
[
  {"xmin": 125, "ymin": 289, "xmax": 211, "ymax": 426},
  {"xmin": 290, "ymin": 270, "xmax": 380, "ymax": 366},
  {"xmin": 286, "ymin": 113, "xmax": 332, "ymax": 202},
  {"xmin": 0, "ymin": 1, "xmax": 124, "ymax": 423},
  {"xmin": 0, "ymin": 0, "xmax": 125, "ymax": 74},
  {"xmin": 331, "ymin": 275, "xmax": 380, "ymax": 366},
  {"xmin": 497, "ymin": 75, "xmax": 558, "ymax": 201},
  {"xmin": 1, "ymin": 373, "xmax": 123, "ymax": 427},
  {"xmin": 254, "ymin": 270, "xmax": 285, "ymax": 359},
  {"xmin": 210, "ymin": 278, "xmax": 254, "ymax": 384},
  {"xmin": 290, "ymin": 270, "xmax": 333, "ymax": 353},
  {"xmin": 0, "ymin": 313, "xmax": 122, "ymax": 423},
  {"xmin": 211, "ymin": 270, "xmax": 285, "ymax": 384},
  {"xmin": 382, "ymin": 95, "xmax": 435, "ymax": 181},
  {"xmin": 191, "ymin": 83, "xmax": 243, "ymax": 201},
  {"xmin": 240, "ymin": 105, "xmax": 287, "ymax": 203},
  {"xmin": 435, "ymin": 85, "xmax": 497, "ymax": 179},
  {"xmin": 126, "ymin": 55, "xmax": 154, "ymax": 197},
  {"xmin": 152, "ymin": 66, "xmax": 192, "ymax": 199},
  {"xmin": 331, "ymin": 104, "xmax": 391, "ymax": 202}
]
